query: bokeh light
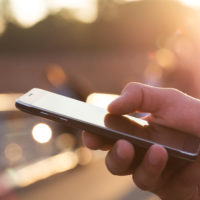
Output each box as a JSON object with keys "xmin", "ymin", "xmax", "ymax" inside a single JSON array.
[
  {"xmin": 10, "ymin": 0, "xmax": 48, "ymax": 27},
  {"xmin": 76, "ymin": 147, "xmax": 93, "ymax": 165},
  {"xmin": 46, "ymin": 65, "xmax": 67, "ymax": 87},
  {"xmin": 32, "ymin": 123, "xmax": 52, "ymax": 144},
  {"xmin": 4, "ymin": 143, "xmax": 23, "ymax": 163},
  {"xmin": 55, "ymin": 133, "xmax": 76, "ymax": 150},
  {"xmin": 155, "ymin": 48, "xmax": 176, "ymax": 70},
  {"xmin": 0, "ymin": 93, "xmax": 22, "ymax": 112}
]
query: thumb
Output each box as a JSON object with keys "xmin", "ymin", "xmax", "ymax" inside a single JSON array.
[
  {"xmin": 108, "ymin": 82, "xmax": 172, "ymax": 115},
  {"xmin": 108, "ymin": 82, "xmax": 200, "ymax": 136}
]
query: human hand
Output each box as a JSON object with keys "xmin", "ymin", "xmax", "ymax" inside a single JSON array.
[{"xmin": 82, "ymin": 82, "xmax": 200, "ymax": 200}]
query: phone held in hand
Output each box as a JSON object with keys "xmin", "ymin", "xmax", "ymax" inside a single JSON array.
[{"xmin": 15, "ymin": 88, "xmax": 200, "ymax": 162}]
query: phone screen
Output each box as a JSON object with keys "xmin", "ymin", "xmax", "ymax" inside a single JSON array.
[{"xmin": 17, "ymin": 89, "xmax": 200, "ymax": 156}]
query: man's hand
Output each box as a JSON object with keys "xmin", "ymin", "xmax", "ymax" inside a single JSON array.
[{"xmin": 82, "ymin": 82, "xmax": 200, "ymax": 200}]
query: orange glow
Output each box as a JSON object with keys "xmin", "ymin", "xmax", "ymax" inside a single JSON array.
[
  {"xmin": 46, "ymin": 65, "xmax": 67, "ymax": 87},
  {"xmin": 155, "ymin": 48, "xmax": 176, "ymax": 70}
]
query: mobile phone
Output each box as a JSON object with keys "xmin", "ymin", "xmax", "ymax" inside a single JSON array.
[{"xmin": 15, "ymin": 88, "xmax": 200, "ymax": 162}]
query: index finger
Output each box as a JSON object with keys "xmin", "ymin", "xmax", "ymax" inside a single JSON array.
[{"xmin": 108, "ymin": 82, "xmax": 175, "ymax": 115}]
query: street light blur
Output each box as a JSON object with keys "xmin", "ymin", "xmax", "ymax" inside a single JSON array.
[
  {"xmin": 0, "ymin": 93, "xmax": 22, "ymax": 112},
  {"xmin": 76, "ymin": 147, "xmax": 93, "ymax": 166},
  {"xmin": 155, "ymin": 48, "xmax": 176, "ymax": 70},
  {"xmin": 8, "ymin": 151, "xmax": 79, "ymax": 187},
  {"xmin": 55, "ymin": 133, "xmax": 76, "ymax": 150},
  {"xmin": 4, "ymin": 143, "xmax": 23, "ymax": 163},
  {"xmin": 46, "ymin": 64, "xmax": 67, "ymax": 87},
  {"xmin": 32, "ymin": 123, "xmax": 52, "ymax": 144}
]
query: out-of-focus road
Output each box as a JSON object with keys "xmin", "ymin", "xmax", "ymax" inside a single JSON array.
[{"xmin": 16, "ymin": 158, "xmax": 159, "ymax": 200}]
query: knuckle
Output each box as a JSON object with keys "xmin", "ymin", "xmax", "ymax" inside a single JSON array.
[
  {"xmin": 165, "ymin": 87, "xmax": 181, "ymax": 96},
  {"xmin": 123, "ymin": 82, "xmax": 142, "ymax": 93},
  {"xmin": 126, "ymin": 82, "xmax": 141, "ymax": 89},
  {"xmin": 163, "ymin": 88, "xmax": 183, "ymax": 104}
]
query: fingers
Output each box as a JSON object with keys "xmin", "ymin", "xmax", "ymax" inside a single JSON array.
[
  {"xmin": 105, "ymin": 140, "xmax": 134, "ymax": 175},
  {"xmin": 170, "ymin": 156, "xmax": 200, "ymax": 195},
  {"xmin": 133, "ymin": 144, "xmax": 168, "ymax": 191},
  {"xmin": 82, "ymin": 131, "xmax": 113, "ymax": 150},
  {"xmin": 108, "ymin": 82, "xmax": 172, "ymax": 115},
  {"xmin": 108, "ymin": 82, "xmax": 200, "ymax": 136}
]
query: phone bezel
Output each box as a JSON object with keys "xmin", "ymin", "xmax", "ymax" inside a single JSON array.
[{"xmin": 16, "ymin": 93, "xmax": 200, "ymax": 162}]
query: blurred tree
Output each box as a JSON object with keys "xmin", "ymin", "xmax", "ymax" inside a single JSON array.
[
  {"xmin": 0, "ymin": 0, "xmax": 195, "ymax": 52},
  {"xmin": 0, "ymin": 0, "xmax": 12, "ymax": 35},
  {"xmin": 0, "ymin": 0, "xmax": 11, "ymax": 21},
  {"xmin": 97, "ymin": 0, "xmax": 120, "ymax": 21}
]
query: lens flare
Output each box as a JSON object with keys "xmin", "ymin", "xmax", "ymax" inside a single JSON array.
[{"xmin": 32, "ymin": 123, "xmax": 52, "ymax": 144}]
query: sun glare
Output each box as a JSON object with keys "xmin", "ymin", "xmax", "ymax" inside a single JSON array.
[
  {"xmin": 10, "ymin": 0, "xmax": 97, "ymax": 26},
  {"xmin": 10, "ymin": 0, "xmax": 48, "ymax": 27},
  {"xmin": 179, "ymin": 0, "xmax": 200, "ymax": 7}
]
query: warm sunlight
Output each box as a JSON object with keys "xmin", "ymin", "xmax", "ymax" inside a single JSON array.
[
  {"xmin": 179, "ymin": 0, "xmax": 200, "ymax": 7},
  {"xmin": 10, "ymin": 0, "xmax": 97, "ymax": 27},
  {"xmin": 10, "ymin": 0, "xmax": 48, "ymax": 27}
]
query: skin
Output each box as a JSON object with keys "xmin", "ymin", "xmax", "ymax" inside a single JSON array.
[{"xmin": 82, "ymin": 82, "xmax": 200, "ymax": 200}]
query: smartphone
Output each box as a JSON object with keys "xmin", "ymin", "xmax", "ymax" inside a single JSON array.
[{"xmin": 15, "ymin": 88, "xmax": 200, "ymax": 162}]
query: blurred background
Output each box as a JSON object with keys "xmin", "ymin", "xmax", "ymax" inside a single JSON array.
[{"xmin": 0, "ymin": 0, "xmax": 200, "ymax": 199}]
